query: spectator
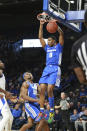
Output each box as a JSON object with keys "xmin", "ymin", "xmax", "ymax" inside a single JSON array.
[
  {"xmin": 75, "ymin": 108, "xmax": 87, "ymax": 131},
  {"xmin": 70, "ymin": 109, "xmax": 79, "ymax": 122},
  {"xmin": 70, "ymin": 109, "xmax": 79, "ymax": 131},
  {"xmin": 55, "ymin": 92, "xmax": 71, "ymax": 131},
  {"xmin": 77, "ymin": 102, "xmax": 81, "ymax": 112},
  {"xmin": 11, "ymin": 103, "xmax": 22, "ymax": 118},
  {"xmin": 79, "ymin": 88, "xmax": 87, "ymax": 103},
  {"xmin": 11, "ymin": 103, "xmax": 22, "ymax": 129},
  {"xmin": 12, "ymin": 105, "xmax": 27, "ymax": 129},
  {"xmin": 54, "ymin": 109, "xmax": 62, "ymax": 131},
  {"xmin": 79, "ymin": 106, "xmax": 86, "ymax": 117}
]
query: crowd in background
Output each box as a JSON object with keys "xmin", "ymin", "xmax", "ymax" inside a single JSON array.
[
  {"xmin": 0, "ymin": 38, "xmax": 87, "ymax": 131},
  {"xmin": 0, "ymin": 66, "xmax": 86, "ymax": 131}
]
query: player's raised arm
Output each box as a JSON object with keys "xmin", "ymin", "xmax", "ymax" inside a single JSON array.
[
  {"xmin": 38, "ymin": 20, "xmax": 46, "ymax": 48},
  {"xmin": 57, "ymin": 26, "xmax": 64, "ymax": 46}
]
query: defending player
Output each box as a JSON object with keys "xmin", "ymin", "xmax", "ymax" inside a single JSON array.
[
  {"xmin": 0, "ymin": 60, "xmax": 13, "ymax": 131},
  {"xmin": 38, "ymin": 20, "xmax": 64, "ymax": 123},
  {"xmin": 19, "ymin": 72, "xmax": 50, "ymax": 131}
]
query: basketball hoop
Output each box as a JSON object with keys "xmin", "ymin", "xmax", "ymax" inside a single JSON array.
[{"xmin": 37, "ymin": 12, "xmax": 57, "ymax": 22}]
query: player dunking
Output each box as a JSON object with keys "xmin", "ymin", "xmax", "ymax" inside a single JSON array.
[
  {"xmin": 0, "ymin": 60, "xmax": 13, "ymax": 131},
  {"xmin": 20, "ymin": 72, "xmax": 50, "ymax": 131},
  {"xmin": 38, "ymin": 20, "xmax": 64, "ymax": 123}
]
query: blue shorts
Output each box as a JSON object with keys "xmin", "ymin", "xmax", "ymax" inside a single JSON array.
[
  {"xmin": 25, "ymin": 102, "xmax": 40, "ymax": 122},
  {"xmin": 39, "ymin": 65, "xmax": 61, "ymax": 87}
]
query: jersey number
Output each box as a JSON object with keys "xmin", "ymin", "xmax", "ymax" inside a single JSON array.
[{"xmin": 49, "ymin": 52, "xmax": 53, "ymax": 58}]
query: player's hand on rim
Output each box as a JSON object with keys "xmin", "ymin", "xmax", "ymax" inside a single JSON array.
[
  {"xmin": 57, "ymin": 25, "xmax": 64, "ymax": 34},
  {"xmin": 40, "ymin": 20, "xmax": 46, "ymax": 25}
]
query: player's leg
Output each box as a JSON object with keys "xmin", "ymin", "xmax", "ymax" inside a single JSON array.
[
  {"xmin": 47, "ymin": 84, "xmax": 55, "ymax": 123},
  {"xmin": 35, "ymin": 83, "xmax": 48, "ymax": 122},
  {"xmin": 47, "ymin": 67, "xmax": 61, "ymax": 123},
  {"xmin": 39, "ymin": 68, "xmax": 48, "ymax": 114},
  {"xmin": 39, "ymin": 83, "xmax": 47, "ymax": 113},
  {"xmin": 48, "ymin": 84, "xmax": 54, "ymax": 109},
  {"xmin": 47, "ymin": 73, "xmax": 57, "ymax": 123},
  {"xmin": 20, "ymin": 117, "xmax": 34, "ymax": 131},
  {"xmin": 0, "ymin": 98, "xmax": 13, "ymax": 131},
  {"xmin": 0, "ymin": 111, "xmax": 10, "ymax": 131},
  {"xmin": 35, "ymin": 119, "xmax": 50, "ymax": 131},
  {"xmin": 4, "ymin": 103, "xmax": 13, "ymax": 131},
  {"xmin": 5, "ymin": 110, "xmax": 13, "ymax": 131}
]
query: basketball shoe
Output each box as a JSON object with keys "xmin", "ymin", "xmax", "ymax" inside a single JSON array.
[{"xmin": 48, "ymin": 112, "xmax": 54, "ymax": 123}]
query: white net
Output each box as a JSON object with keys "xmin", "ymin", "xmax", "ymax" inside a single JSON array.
[{"xmin": 37, "ymin": 12, "xmax": 57, "ymax": 22}]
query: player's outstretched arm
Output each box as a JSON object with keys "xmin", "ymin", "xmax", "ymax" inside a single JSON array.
[
  {"xmin": 0, "ymin": 87, "xmax": 7, "ymax": 94},
  {"xmin": 57, "ymin": 26, "xmax": 64, "ymax": 46},
  {"xmin": 74, "ymin": 67, "xmax": 87, "ymax": 85},
  {"xmin": 38, "ymin": 20, "xmax": 46, "ymax": 48},
  {"xmin": 0, "ymin": 88, "xmax": 12, "ymax": 97},
  {"xmin": 0, "ymin": 87, "xmax": 17, "ymax": 101},
  {"xmin": 55, "ymin": 105, "xmax": 61, "ymax": 109}
]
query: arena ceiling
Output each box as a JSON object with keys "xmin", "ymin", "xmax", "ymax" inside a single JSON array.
[
  {"xmin": 0, "ymin": 0, "xmax": 40, "ymax": 4},
  {"xmin": 0, "ymin": 0, "xmax": 42, "ymax": 32},
  {"xmin": 0, "ymin": 0, "xmax": 85, "ymax": 39}
]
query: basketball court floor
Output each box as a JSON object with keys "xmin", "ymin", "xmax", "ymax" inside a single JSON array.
[{"xmin": 12, "ymin": 130, "xmax": 19, "ymax": 131}]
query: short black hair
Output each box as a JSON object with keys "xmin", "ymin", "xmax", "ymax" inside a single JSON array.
[
  {"xmin": 49, "ymin": 36, "xmax": 57, "ymax": 42},
  {"xmin": 84, "ymin": 10, "xmax": 87, "ymax": 22}
]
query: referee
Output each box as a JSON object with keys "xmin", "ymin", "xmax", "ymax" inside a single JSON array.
[
  {"xmin": 55, "ymin": 92, "xmax": 71, "ymax": 131},
  {"xmin": 71, "ymin": 10, "xmax": 87, "ymax": 85}
]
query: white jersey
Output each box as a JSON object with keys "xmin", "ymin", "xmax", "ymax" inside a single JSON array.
[
  {"xmin": 0, "ymin": 74, "xmax": 6, "ymax": 95},
  {"xmin": 0, "ymin": 73, "xmax": 13, "ymax": 131}
]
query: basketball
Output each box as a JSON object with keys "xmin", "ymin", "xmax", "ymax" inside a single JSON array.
[{"xmin": 46, "ymin": 21, "xmax": 58, "ymax": 33}]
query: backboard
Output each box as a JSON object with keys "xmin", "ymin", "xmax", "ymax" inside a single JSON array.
[{"xmin": 43, "ymin": 0, "xmax": 83, "ymax": 32}]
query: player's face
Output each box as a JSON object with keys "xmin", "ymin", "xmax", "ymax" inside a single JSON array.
[
  {"xmin": 0, "ymin": 69, "xmax": 3, "ymax": 76},
  {"xmin": 24, "ymin": 72, "xmax": 33, "ymax": 81},
  {"xmin": 48, "ymin": 37, "xmax": 55, "ymax": 46},
  {"xmin": 28, "ymin": 73, "xmax": 33, "ymax": 80},
  {"xmin": 61, "ymin": 93, "xmax": 65, "ymax": 99},
  {"xmin": 0, "ymin": 61, "xmax": 4, "ymax": 69}
]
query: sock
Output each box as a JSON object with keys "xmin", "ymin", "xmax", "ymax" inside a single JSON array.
[
  {"xmin": 50, "ymin": 108, "xmax": 54, "ymax": 113},
  {"xmin": 48, "ymin": 97, "xmax": 54, "ymax": 112},
  {"xmin": 40, "ymin": 108, "xmax": 44, "ymax": 113}
]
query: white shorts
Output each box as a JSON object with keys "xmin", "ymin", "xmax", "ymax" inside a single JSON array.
[{"xmin": 0, "ymin": 97, "xmax": 11, "ymax": 114}]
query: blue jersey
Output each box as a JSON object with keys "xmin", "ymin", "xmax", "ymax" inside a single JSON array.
[
  {"xmin": 25, "ymin": 82, "xmax": 40, "ymax": 121},
  {"xmin": 27, "ymin": 82, "xmax": 38, "ymax": 100},
  {"xmin": 44, "ymin": 43, "xmax": 63, "ymax": 66}
]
